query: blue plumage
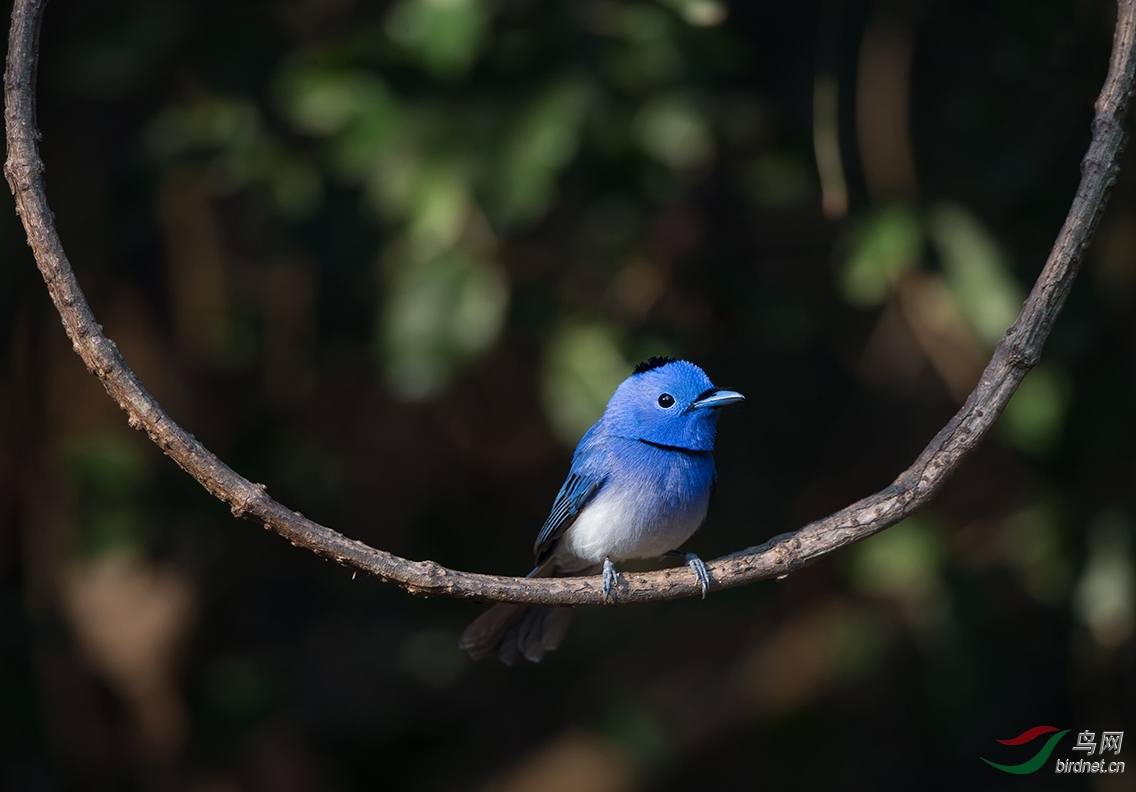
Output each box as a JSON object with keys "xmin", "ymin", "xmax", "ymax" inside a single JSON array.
[{"xmin": 461, "ymin": 358, "xmax": 743, "ymax": 664}]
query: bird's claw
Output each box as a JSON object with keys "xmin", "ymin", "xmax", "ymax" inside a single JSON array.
[
  {"xmin": 684, "ymin": 552, "xmax": 710, "ymax": 599},
  {"xmin": 602, "ymin": 558, "xmax": 619, "ymax": 603}
]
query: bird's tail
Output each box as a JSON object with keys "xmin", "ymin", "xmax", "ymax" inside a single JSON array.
[
  {"xmin": 459, "ymin": 559, "xmax": 585, "ymax": 664},
  {"xmin": 459, "ymin": 603, "xmax": 574, "ymax": 664}
]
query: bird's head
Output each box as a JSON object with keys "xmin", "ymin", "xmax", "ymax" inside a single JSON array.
[{"xmin": 603, "ymin": 357, "xmax": 744, "ymax": 451}]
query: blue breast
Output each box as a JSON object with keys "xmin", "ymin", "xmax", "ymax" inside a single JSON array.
[{"xmin": 556, "ymin": 436, "xmax": 717, "ymax": 565}]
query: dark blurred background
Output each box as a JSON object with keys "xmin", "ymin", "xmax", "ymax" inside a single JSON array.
[{"xmin": 0, "ymin": 0, "xmax": 1133, "ymax": 789}]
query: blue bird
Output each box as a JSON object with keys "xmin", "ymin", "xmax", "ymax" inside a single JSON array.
[{"xmin": 460, "ymin": 356, "xmax": 744, "ymax": 664}]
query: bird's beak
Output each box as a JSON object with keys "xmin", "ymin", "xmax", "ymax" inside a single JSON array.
[{"xmin": 690, "ymin": 388, "xmax": 745, "ymax": 410}]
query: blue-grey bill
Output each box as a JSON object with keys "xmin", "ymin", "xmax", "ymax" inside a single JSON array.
[{"xmin": 690, "ymin": 389, "xmax": 745, "ymax": 409}]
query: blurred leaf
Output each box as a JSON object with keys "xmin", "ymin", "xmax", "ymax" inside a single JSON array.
[
  {"xmin": 277, "ymin": 65, "xmax": 394, "ymax": 139},
  {"xmin": 277, "ymin": 62, "xmax": 408, "ymax": 185},
  {"xmin": 745, "ymin": 151, "xmax": 813, "ymax": 208},
  {"xmin": 497, "ymin": 78, "xmax": 592, "ymax": 224},
  {"xmin": 146, "ymin": 95, "xmax": 260, "ymax": 162},
  {"xmin": 927, "ymin": 202, "xmax": 1023, "ymax": 347},
  {"xmin": 380, "ymin": 243, "xmax": 509, "ymax": 400},
  {"xmin": 270, "ymin": 155, "xmax": 323, "ymax": 218},
  {"xmin": 63, "ymin": 433, "xmax": 155, "ymax": 558},
  {"xmin": 84, "ymin": 506, "xmax": 147, "ymax": 559},
  {"xmin": 385, "ymin": 0, "xmax": 490, "ymax": 79},
  {"xmin": 64, "ymin": 431, "xmax": 152, "ymax": 501},
  {"xmin": 634, "ymin": 93, "xmax": 713, "ymax": 172},
  {"xmin": 331, "ymin": 105, "xmax": 408, "ymax": 181},
  {"xmin": 403, "ymin": 159, "xmax": 473, "ymax": 247},
  {"xmin": 542, "ymin": 322, "xmax": 630, "ymax": 445},
  {"xmin": 658, "ymin": 0, "xmax": 730, "ymax": 28},
  {"xmin": 1000, "ymin": 364, "xmax": 1070, "ymax": 455},
  {"xmin": 365, "ymin": 145, "xmax": 424, "ymax": 219},
  {"xmin": 330, "ymin": 104, "xmax": 410, "ymax": 179},
  {"xmin": 999, "ymin": 500, "xmax": 1071, "ymax": 604},
  {"xmin": 850, "ymin": 516, "xmax": 943, "ymax": 600},
  {"xmin": 609, "ymin": 4, "xmax": 684, "ymax": 88},
  {"xmin": 365, "ymin": 152, "xmax": 473, "ymax": 248},
  {"xmin": 1075, "ymin": 510, "xmax": 1135, "ymax": 648},
  {"xmin": 839, "ymin": 205, "xmax": 922, "ymax": 307},
  {"xmin": 147, "ymin": 92, "xmax": 324, "ymax": 216}
]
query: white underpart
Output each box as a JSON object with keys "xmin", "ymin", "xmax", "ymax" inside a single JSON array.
[{"xmin": 556, "ymin": 481, "xmax": 710, "ymax": 570}]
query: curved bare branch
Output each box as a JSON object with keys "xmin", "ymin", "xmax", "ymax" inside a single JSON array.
[{"xmin": 5, "ymin": 0, "xmax": 1135, "ymax": 606}]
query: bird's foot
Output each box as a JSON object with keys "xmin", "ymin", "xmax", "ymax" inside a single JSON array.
[
  {"xmin": 668, "ymin": 551, "xmax": 710, "ymax": 598},
  {"xmin": 602, "ymin": 558, "xmax": 619, "ymax": 603},
  {"xmin": 686, "ymin": 553, "xmax": 710, "ymax": 598}
]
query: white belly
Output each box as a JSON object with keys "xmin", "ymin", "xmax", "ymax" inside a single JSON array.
[{"xmin": 556, "ymin": 482, "xmax": 710, "ymax": 568}]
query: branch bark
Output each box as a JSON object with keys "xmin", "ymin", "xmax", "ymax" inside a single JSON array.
[{"xmin": 6, "ymin": 0, "xmax": 1135, "ymax": 606}]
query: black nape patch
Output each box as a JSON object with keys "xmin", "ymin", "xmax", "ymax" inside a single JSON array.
[{"xmin": 633, "ymin": 356, "xmax": 677, "ymax": 375}]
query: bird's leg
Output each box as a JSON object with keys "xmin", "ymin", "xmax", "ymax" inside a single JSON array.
[
  {"xmin": 602, "ymin": 557, "xmax": 619, "ymax": 602},
  {"xmin": 666, "ymin": 551, "xmax": 710, "ymax": 599}
]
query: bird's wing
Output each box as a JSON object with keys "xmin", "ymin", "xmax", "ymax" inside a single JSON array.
[{"xmin": 532, "ymin": 469, "xmax": 604, "ymax": 564}]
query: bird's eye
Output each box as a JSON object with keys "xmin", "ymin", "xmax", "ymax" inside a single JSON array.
[{"xmin": 658, "ymin": 393, "xmax": 675, "ymax": 408}]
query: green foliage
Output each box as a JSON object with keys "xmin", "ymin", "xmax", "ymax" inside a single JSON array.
[
  {"xmin": 1075, "ymin": 511, "xmax": 1135, "ymax": 647},
  {"xmin": 498, "ymin": 78, "xmax": 591, "ymax": 223},
  {"xmin": 850, "ymin": 517, "xmax": 943, "ymax": 601},
  {"xmin": 64, "ymin": 431, "xmax": 152, "ymax": 501},
  {"xmin": 63, "ymin": 431, "xmax": 155, "ymax": 558},
  {"xmin": 542, "ymin": 321, "xmax": 631, "ymax": 445},
  {"xmin": 745, "ymin": 151, "xmax": 813, "ymax": 209},
  {"xmin": 839, "ymin": 205, "xmax": 922, "ymax": 307},
  {"xmin": 147, "ymin": 93, "xmax": 322, "ymax": 216},
  {"xmin": 137, "ymin": 0, "xmax": 758, "ymax": 400},
  {"xmin": 999, "ymin": 500, "xmax": 1071, "ymax": 604},
  {"xmin": 385, "ymin": 0, "xmax": 489, "ymax": 79},
  {"xmin": 634, "ymin": 93, "xmax": 713, "ymax": 172},
  {"xmin": 380, "ymin": 242, "xmax": 509, "ymax": 399},
  {"xmin": 1000, "ymin": 364, "xmax": 1071, "ymax": 455},
  {"xmin": 927, "ymin": 202, "xmax": 1023, "ymax": 348}
]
